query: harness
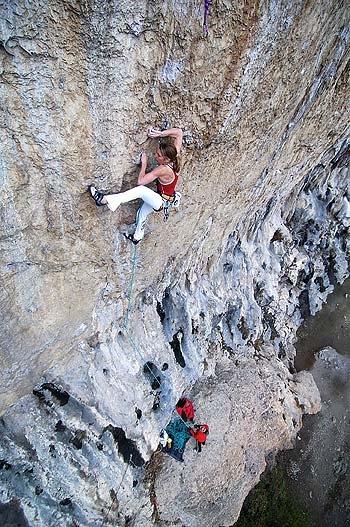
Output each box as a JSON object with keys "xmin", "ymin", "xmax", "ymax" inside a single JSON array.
[
  {"xmin": 159, "ymin": 192, "xmax": 175, "ymax": 203},
  {"xmin": 162, "ymin": 199, "xmax": 172, "ymax": 222}
]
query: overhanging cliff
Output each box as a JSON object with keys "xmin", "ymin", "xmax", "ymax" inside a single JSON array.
[{"xmin": 0, "ymin": 1, "xmax": 349, "ymax": 526}]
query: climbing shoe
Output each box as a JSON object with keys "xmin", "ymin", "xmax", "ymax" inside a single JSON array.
[
  {"xmin": 123, "ymin": 233, "xmax": 140, "ymax": 245},
  {"xmin": 88, "ymin": 185, "xmax": 106, "ymax": 206}
]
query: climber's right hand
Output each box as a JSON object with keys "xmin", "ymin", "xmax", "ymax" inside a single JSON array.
[{"xmin": 147, "ymin": 127, "xmax": 162, "ymax": 138}]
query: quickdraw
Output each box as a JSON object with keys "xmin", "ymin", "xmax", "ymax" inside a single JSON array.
[
  {"xmin": 162, "ymin": 191, "xmax": 181, "ymax": 222},
  {"xmin": 203, "ymin": 0, "xmax": 211, "ymax": 36},
  {"xmin": 163, "ymin": 201, "xmax": 170, "ymax": 222}
]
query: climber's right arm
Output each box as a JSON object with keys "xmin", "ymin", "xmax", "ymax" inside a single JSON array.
[{"xmin": 147, "ymin": 127, "xmax": 183, "ymax": 154}]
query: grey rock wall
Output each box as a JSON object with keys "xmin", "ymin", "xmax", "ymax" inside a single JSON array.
[
  {"xmin": 1, "ymin": 0, "xmax": 95, "ymax": 409},
  {"xmin": 0, "ymin": 0, "xmax": 349, "ymax": 526}
]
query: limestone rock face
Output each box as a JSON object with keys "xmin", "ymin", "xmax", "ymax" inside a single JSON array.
[
  {"xmin": 0, "ymin": 0, "xmax": 349, "ymax": 526},
  {"xmin": 154, "ymin": 355, "xmax": 321, "ymax": 527}
]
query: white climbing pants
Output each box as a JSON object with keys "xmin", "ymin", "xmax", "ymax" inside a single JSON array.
[{"xmin": 105, "ymin": 185, "xmax": 163, "ymax": 241}]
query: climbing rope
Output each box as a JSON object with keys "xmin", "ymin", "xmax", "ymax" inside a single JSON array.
[
  {"xmin": 100, "ymin": 455, "xmax": 132, "ymax": 527},
  {"xmin": 125, "ymin": 329, "xmax": 153, "ymax": 376},
  {"xmin": 170, "ymin": 407, "xmax": 193, "ymax": 430},
  {"xmin": 123, "ymin": 242, "xmax": 165, "ymax": 391},
  {"xmin": 124, "ymin": 244, "xmax": 138, "ymax": 330},
  {"xmin": 98, "ymin": 232, "xmax": 197, "ymax": 526},
  {"xmin": 122, "ymin": 234, "xmax": 193, "ymax": 431}
]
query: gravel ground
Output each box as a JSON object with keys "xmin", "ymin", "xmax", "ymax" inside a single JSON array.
[{"xmin": 278, "ymin": 277, "xmax": 350, "ymax": 527}]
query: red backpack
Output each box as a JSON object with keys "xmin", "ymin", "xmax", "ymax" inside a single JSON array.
[{"xmin": 175, "ymin": 397, "xmax": 195, "ymax": 421}]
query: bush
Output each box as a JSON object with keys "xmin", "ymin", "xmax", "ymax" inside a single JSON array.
[{"xmin": 234, "ymin": 466, "xmax": 311, "ymax": 527}]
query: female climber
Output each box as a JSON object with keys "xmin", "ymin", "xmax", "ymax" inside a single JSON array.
[{"xmin": 88, "ymin": 126, "xmax": 183, "ymax": 244}]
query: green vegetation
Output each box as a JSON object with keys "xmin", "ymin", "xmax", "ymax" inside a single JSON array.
[{"xmin": 234, "ymin": 466, "xmax": 311, "ymax": 527}]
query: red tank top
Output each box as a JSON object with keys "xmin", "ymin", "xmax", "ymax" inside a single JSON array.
[{"xmin": 156, "ymin": 164, "xmax": 179, "ymax": 197}]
